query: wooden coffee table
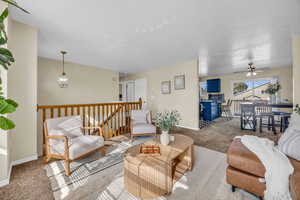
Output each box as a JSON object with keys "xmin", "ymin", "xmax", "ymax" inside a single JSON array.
[{"xmin": 124, "ymin": 134, "xmax": 194, "ymax": 198}]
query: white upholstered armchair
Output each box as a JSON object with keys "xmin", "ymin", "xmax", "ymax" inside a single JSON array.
[
  {"xmin": 130, "ymin": 110, "xmax": 157, "ymax": 139},
  {"xmin": 44, "ymin": 115, "xmax": 105, "ymax": 176}
]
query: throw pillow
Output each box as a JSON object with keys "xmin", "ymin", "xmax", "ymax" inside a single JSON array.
[
  {"xmin": 289, "ymin": 113, "xmax": 300, "ymax": 131},
  {"xmin": 131, "ymin": 110, "xmax": 149, "ymax": 123},
  {"xmin": 278, "ymin": 127, "xmax": 300, "ymax": 161},
  {"xmin": 58, "ymin": 115, "xmax": 83, "ymax": 137}
]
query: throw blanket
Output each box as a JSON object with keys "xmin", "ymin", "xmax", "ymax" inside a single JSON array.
[{"xmin": 236, "ymin": 135, "xmax": 294, "ymax": 200}]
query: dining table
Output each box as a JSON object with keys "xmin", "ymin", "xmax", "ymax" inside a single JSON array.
[
  {"xmin": 240, "ymin": 103, "xmax": 293, "ymax": 131},
  {"xmin": 252, "ymin": 103, "xmax": 293, "ymax": 108}
]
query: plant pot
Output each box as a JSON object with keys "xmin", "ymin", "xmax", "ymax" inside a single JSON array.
[{"xmin": 160, "ymin": 130, "xmax": 170, "ymax": 145}]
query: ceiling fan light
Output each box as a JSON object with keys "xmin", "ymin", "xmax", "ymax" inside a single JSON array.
[
  {"xmin": 253, "ymin": 72, "xmax": 257, "ymax": 76},
  {"xmin": 246, "ymin": 72, "xmax": 251, "ymax": 77}
]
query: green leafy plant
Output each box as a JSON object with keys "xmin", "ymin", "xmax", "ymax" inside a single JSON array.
[
  {"xmin": 262, "ymin": 81, "xmax": 281, "ymax": 95},
  {"xmin": 294, "ymin": 104, "xmax": 300, "ymax": 115},
  {"xmin": 0, "ymin": 1, "xmax": 28, "ymax": 130},
  {"xmin": 155, "ymin": 110, "xmax": 181, "ymax": 132},
  {"xmin": 233, "ymin": 82, "xmax": 248, "ymax": 95}
]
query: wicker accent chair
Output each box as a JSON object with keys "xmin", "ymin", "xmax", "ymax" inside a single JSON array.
[
  {"xmin": 130, "ymin": 110, "xmax": 156, "ymax": 140},
  {"xmin": 44, "ymin": 115, "xmax": 105, "ymax": 176}
]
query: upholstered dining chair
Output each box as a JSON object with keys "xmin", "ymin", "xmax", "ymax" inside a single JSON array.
[
  {"xmin": 44, "ymin": 115, "xmax": 105, "ymax": 176},
  {"xmin": 221, "ymin": 99, "xmax": 233, "ymax": 120},
  {"xmin": 130, "ymin": 109, "xmax": 157, "ymax": 140},
  {"xmin": 256, "ymin": 105, "xmax": 276, "ymax": 134}
]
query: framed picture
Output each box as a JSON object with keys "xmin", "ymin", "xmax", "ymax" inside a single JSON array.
[
  {"xmin": 174, "ymin": 75, "xmax": 185, "ymax": 90},
  {"xmin": 161, "ymin": 81, "xmax": 171, "ymax": 94}
]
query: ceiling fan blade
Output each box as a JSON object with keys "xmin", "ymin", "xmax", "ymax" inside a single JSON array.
[{"xmin": 234, "ymin": 70, "xmax": 248, "ymax": 74}]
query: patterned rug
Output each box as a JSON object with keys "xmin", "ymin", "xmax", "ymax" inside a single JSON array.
[
  {"xmin": 45, "ymin": 137, "xmax": 259, "ymax": 200},
  {"xmin": 44, "ymin": 136, "xmax": 153, "ymax": 192}
]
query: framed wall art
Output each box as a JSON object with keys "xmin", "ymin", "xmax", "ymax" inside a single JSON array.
[
  {"xmin": 161, "ymin": 81, "xmax": 171, "ymax": 94},
  {"xmin": 174, "ymin": 75, "xmax": 185, "ymax": 90}
]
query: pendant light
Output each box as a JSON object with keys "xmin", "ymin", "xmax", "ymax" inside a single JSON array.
[{"xmin": 57, "ymin": 51, "xmax": 69, "ymax": 88}]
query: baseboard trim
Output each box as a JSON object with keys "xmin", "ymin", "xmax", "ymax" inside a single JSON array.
[
  {"xmin": 176, "ymin": 125, "xmax": 200, "ymax": 131},
  {"xmin": 11, "ymin": 154, "xmax": 38, "ymax": 166},
  {"xmin": 0, "ymin": 154, "xmax": 38, "ymax": 188},
  {"xmin": 0, "ymin": 177, "xmax": 9, "ymax": 188},
  {"xmin": 0, "ymin": 164, "xmax": 12, "ymax": 187}
]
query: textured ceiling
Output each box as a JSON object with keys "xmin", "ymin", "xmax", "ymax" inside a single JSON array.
[{"xmin": 11, "ymin": 0, "xmax": 300, "ymax": 76}]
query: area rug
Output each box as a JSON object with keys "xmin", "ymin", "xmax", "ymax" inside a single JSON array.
[
  {"xmin": 44, "ymin": 136, "xmax": 153, "ymax": 191},
  {"xmin": 45, "ymin": 139, "xmax": 259, "ymax": 200}
]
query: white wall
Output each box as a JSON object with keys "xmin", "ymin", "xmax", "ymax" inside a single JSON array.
[
  {"xmin": 293, "ymin": 35, "xmax": 300, "ymax": 105},
  {"xmin": 8, "ymin": 20, "xmax": 38, "ymax": 162},
  {"xmin": 121, "ymin": 60, "xmax": 199, "ymax": 129},
  {"xmin": 38, "ymin": 57, "xmax": 119, "ymax": 105}
]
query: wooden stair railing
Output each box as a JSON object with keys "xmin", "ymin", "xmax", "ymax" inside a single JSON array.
[{"xmin": 37, "ymin": 98, "xmax": 143, "ymax": 147}]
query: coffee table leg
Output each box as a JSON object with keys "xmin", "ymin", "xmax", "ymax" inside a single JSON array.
[
  {"xmin": 166, "ymin": 161, "xmax": 173, "ymax": 194},
  {"xmin": 187, "ymin": 145, "xmax": 193, "ymax": 171}
]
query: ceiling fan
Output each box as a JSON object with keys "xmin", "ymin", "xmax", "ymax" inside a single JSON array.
[
  {"xmin": 246, "ymin": 62, "xmax": 264, "ymax": 77},
  {"xmin": 234, "ymin": 62, "xmax": 265, "ymax": 76}
]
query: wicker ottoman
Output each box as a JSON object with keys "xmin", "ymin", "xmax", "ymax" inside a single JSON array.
[{"xmin": 124, "ymin": 134, "xmax": 194, "ymax": 198}]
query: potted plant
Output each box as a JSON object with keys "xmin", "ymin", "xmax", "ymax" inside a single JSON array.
[
  {"xmin": 155, "ymin": 110, "xmax": 180, "ymax": 145},
  {"xmin": 0, "ymin": 1, "xmax": 28, "ymax": 131},
  {"xmin": 262, "ymin": 81, "xmax": 281, "ymax": 104},
  {"xmin": 294, "ymin": 104, "xmax": 300, "ymax": 115}
]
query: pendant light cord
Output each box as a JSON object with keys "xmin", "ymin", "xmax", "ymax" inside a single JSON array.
[
  {"xmin": 62, "ymin": 53, "xmax": 65, "ymax": 74},
  {"xmin": 61, "ymin": 51, "xmax": 67, "ymax": 75}
]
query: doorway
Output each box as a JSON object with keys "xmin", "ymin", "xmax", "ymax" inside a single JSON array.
[{"xmin": 119, "ymin": 78, "xmax": 147, "ymax": 102}]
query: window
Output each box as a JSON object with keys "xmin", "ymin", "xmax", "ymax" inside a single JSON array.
[{"xmin": 232, "ymin": 78, "xmax": 277, "ymax": 100}]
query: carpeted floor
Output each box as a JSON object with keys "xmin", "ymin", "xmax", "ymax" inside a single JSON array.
[
  {"xmin": 171, "ymin": 117, "xmax": 280, "ymax": 153},
  {"xmin": 0, "ymin": 118, "xmax": 279, "ymax": 200}
]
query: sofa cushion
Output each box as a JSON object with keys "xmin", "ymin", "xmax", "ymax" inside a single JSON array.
[
  {"xmin": 226, "ymin": 166, "xmax": 266, "ymax": 197},
  {"xmin": 290, "ymin": 172, "xmax": 300, "ymax": 200},
  {"xmin": 227, "ymin": 139, "xmax": 266, "ymax": 177},
  {"xmin": 50, "ymin": 135, "xmax": 104, "ymax": 160},
  {"xmin": 132, "ymin": 122, "xmax": 156, "ymax": 134}
]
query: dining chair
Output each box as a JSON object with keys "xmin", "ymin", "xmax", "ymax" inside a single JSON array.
[
  {"xmin": 255, "ymin": 105, "xmax": 276, "ymax": 134},
  {"xmin": 222, "ymin": 99, "xmax": 233, "ymax": 120},
  {"xmin": 272, "ymin": 111, "xmax": 292, "ymax": 133},
  {"xmin": 240, "ymin": 103, "xmax": 257, "ymax": 131}
]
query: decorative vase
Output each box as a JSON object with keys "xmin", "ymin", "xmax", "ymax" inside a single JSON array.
[
  {"xmin": 160, "ymin": 130, "xmax": 170, "ymax": 145},
  {"xmin": 270, "ymin": 95, "xmax": 276, "ymax": 104},
  {"xmin": 275, "ymin": 93, "xmax": 281, "ymax": 104}
]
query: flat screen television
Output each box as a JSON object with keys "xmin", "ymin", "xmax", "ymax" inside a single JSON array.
[{"xmin": 207, "ymin": 79, "xmax": 221, "ymax": 93}]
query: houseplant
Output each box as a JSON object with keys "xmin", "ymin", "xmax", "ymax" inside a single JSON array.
[
  {"xmin": 294, "ymin": 104, "xmax": 300, "ymax": 115},
  {"xmin": 0, "ymin": 1, "xmax": 28, "ymax": 130},
  {"xmin": 262, "ymin": 81, "xmax": 281, "ymax": 104},
  {"xmin": 155, "ymin": 110, "xmax": 180, "ymax": 145}
]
